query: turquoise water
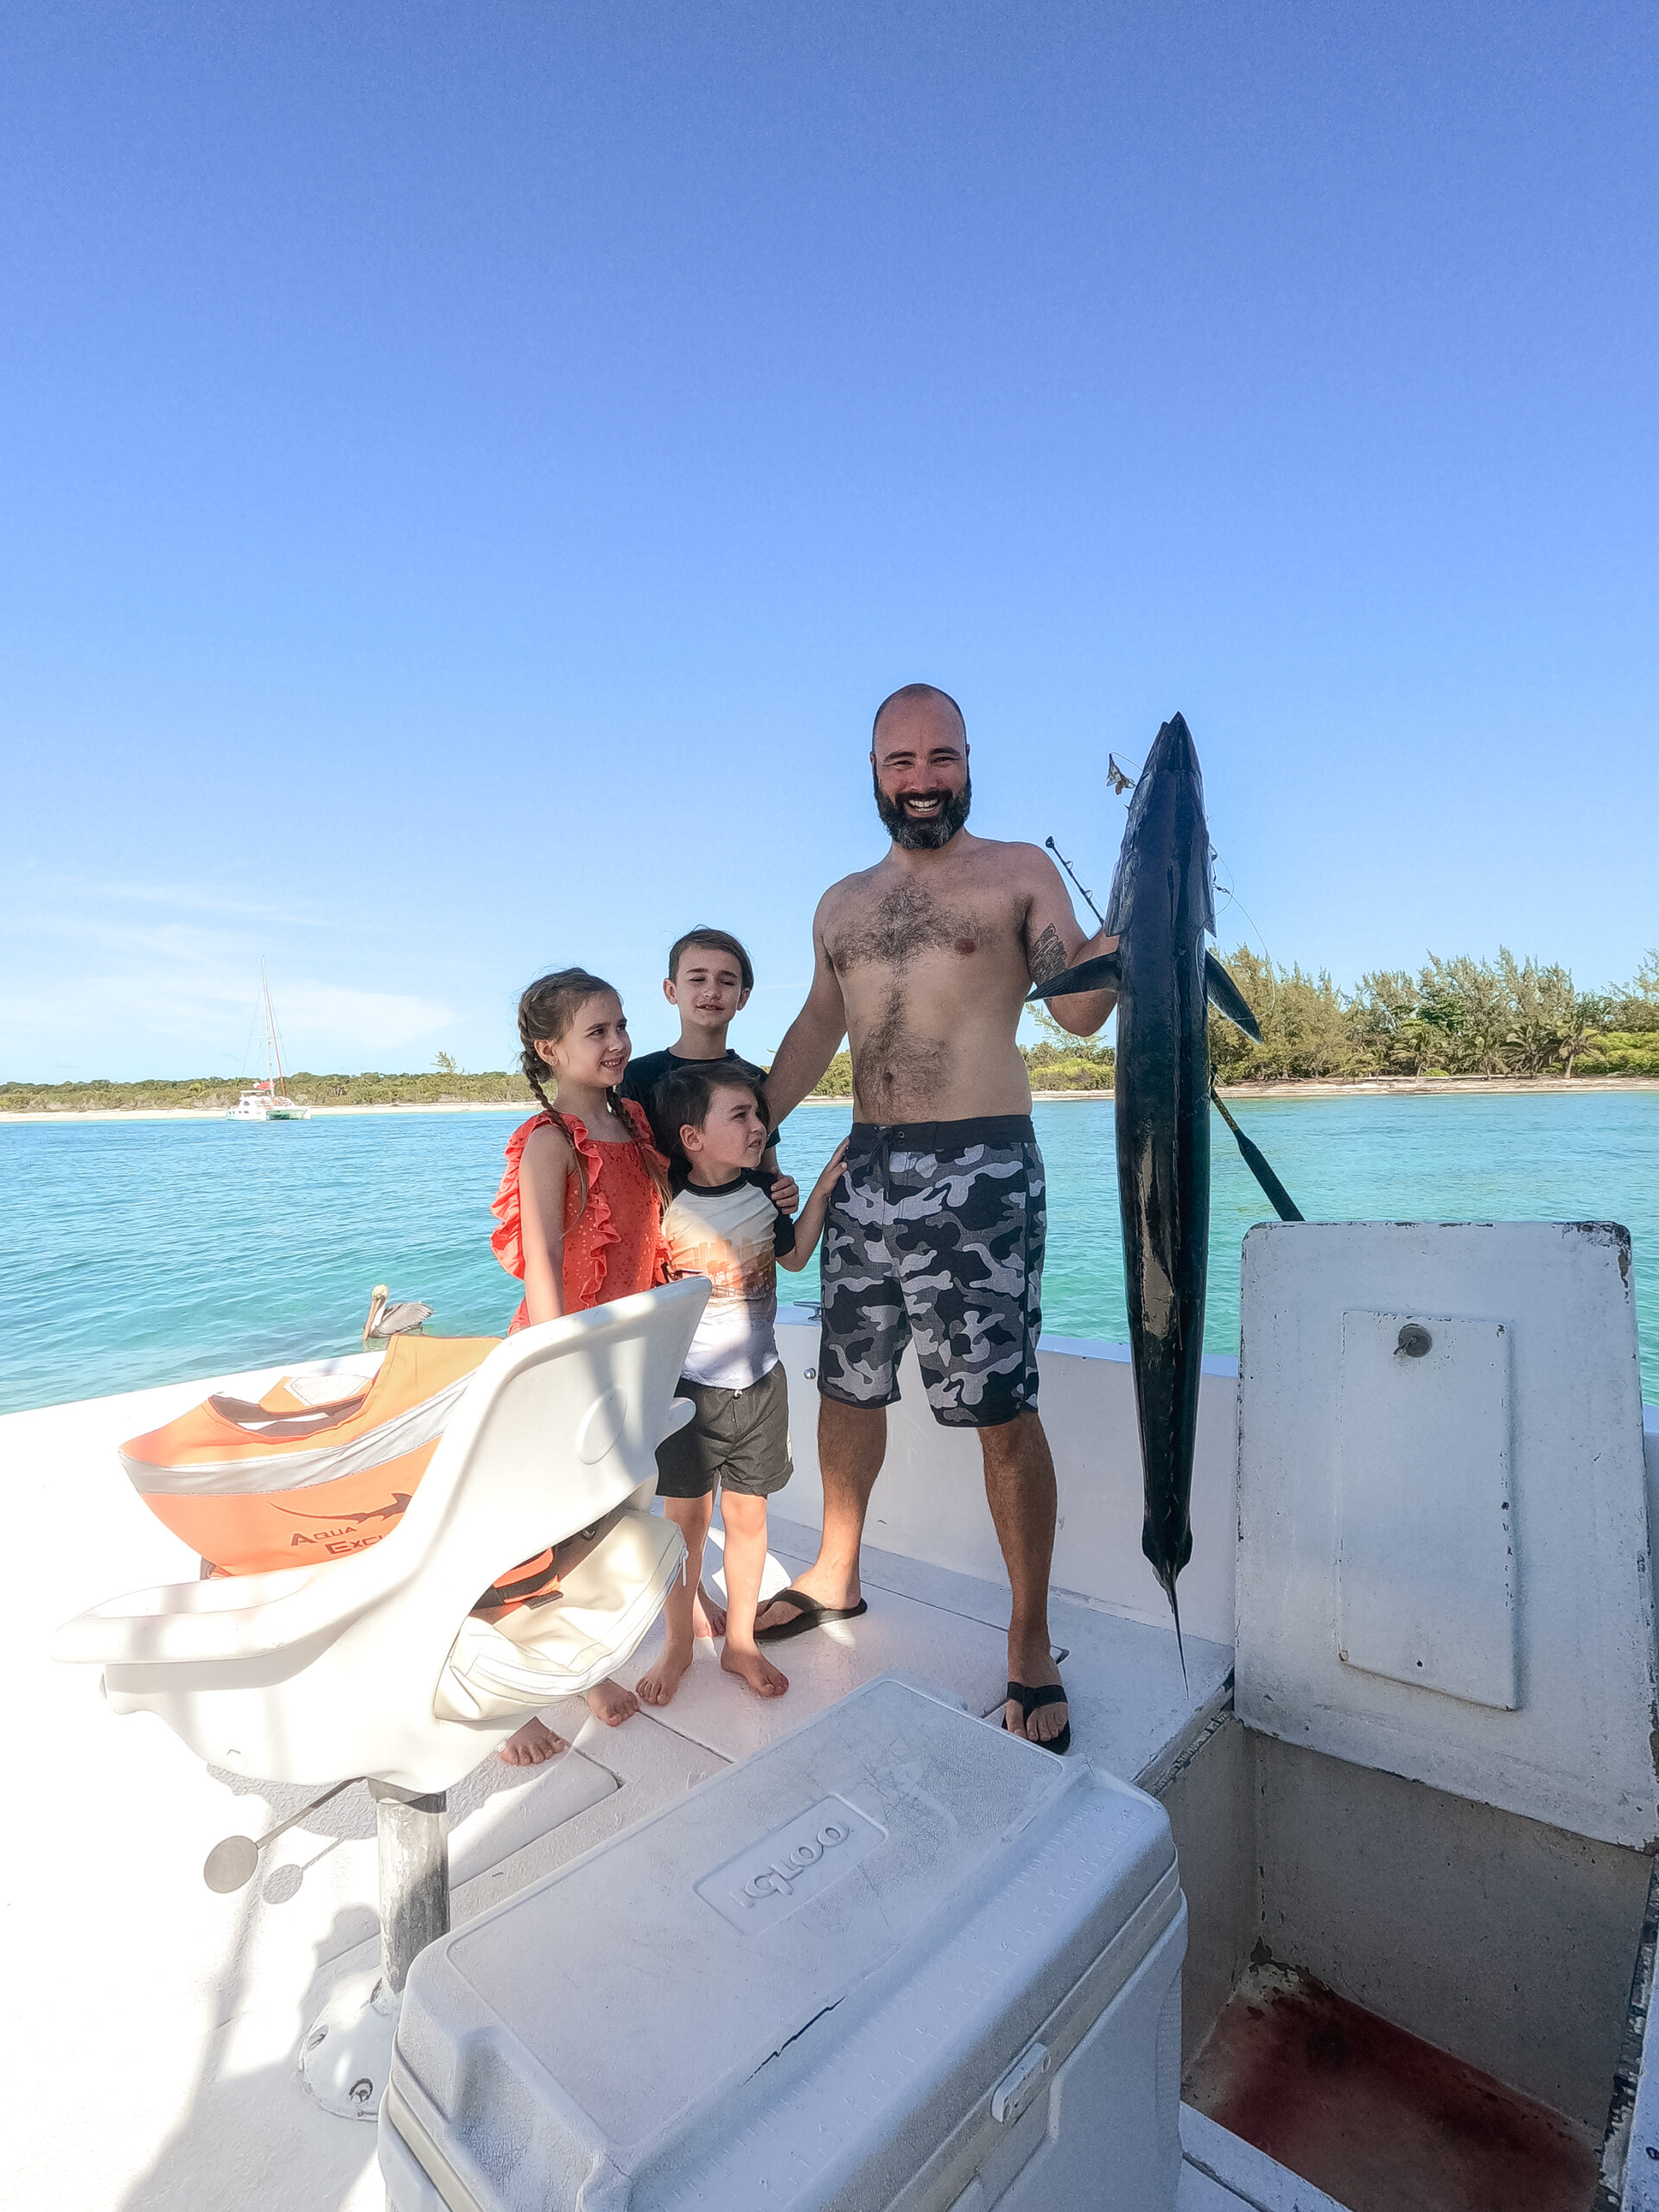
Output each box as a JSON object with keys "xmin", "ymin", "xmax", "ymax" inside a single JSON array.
[{"xmin": 2, "ymin": 1091, "xmax": 1656, "ymax": 1417}]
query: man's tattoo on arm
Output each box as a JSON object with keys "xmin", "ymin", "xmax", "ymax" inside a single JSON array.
[{"xmin": 1028, "ymin": 924, "xmax": 1067, "ymax": 986}]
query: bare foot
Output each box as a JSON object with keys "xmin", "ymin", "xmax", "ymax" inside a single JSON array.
[
  {"xmin": 585, "ymin": 1675, "xmax": 639, "ymax": 1727},
  {"xmin": 636, "ymin": 1636, "xmax": 695, "ymax": 1707},
  {"xmin": 753, "ymin": 1568, "xmax": 859, "ymax": 1637},
  {"xmin": 1005, "ymin": 1640, "xmax": 1068, "ymax": 1746},
  {"xmin": 497, "ymin": 1715, "xmax": 567, "ymax": 1765},
  {"xmin": 721, "ymin": 1643, "xmax": 789, "ymax": 1699},
  {"xmin": 692, "ymin": 1586, "xmax": 727, "ymax": 1639}
]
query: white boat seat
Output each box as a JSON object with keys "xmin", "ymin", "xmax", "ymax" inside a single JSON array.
[{"xmin": 51, "ymin": 1281, "xmax": 709, "ymax": 1795}]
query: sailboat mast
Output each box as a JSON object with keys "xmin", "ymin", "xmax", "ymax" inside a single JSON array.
[{"xmin": 263, "ymin": 961, "xmax": 289, "ymax": 1096}]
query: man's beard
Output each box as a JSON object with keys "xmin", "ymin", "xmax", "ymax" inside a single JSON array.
[{"xmin": 874, "ymin": 768, "xmax": 972, "ymax": 850}]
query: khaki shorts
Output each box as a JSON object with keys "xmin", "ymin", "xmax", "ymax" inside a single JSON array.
[{"xmin": 653, "ymin": 1363, "xmax": 793, "ymax": 1500}]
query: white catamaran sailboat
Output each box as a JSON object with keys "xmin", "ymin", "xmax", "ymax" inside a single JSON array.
[{"xmin": 227, "ymin": 963, "xmax": 312, "ymax": 1121}]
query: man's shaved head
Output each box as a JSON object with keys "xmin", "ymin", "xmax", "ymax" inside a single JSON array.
[
  {"xmin": 872, "ymin": 683, "xmax": 966, "ymax": 744},
  {"xmin": 868, "ymin": 681, "xmax": 972, "ymax": 849}
]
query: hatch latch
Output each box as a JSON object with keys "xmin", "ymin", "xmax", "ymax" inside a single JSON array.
[{"xmin": 990, "ymin": 2039, "xmax": 1050, "ymax": 2126}]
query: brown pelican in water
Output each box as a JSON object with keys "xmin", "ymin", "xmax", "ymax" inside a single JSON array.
[{"xmin": 362, "ymin": 1285, "xmax": 433, "ymax": 1344}]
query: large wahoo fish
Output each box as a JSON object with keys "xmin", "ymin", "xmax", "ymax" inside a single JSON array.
[{"xmin": 1029, "ymin": 714, "xmax": 1261, "ymax": 1656}]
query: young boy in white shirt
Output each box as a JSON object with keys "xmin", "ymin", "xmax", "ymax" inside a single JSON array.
[
  {"xmin": 621, "ymin": 924, "xmax": 798, "ymax": 1643},
  {"xmin": 635, "ymin": 1066, "xmax": 846, "ymax": 1705}
]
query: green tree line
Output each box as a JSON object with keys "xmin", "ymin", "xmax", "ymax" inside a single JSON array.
[
  {"xmin": 4, "ymin": 950, "xmax": 1655, "ymax": 1112},
  {"xmin": 0, "ymin": 1068, "xmax": 538, "ymax": 1113},
  {"xmin": 1208, "ymin": 946, "xmax": 1659, "ymax": 1084}
]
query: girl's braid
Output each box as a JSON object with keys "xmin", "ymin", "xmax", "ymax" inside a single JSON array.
[{"xmin": 518, "ymin": 969, "xmax": 613, "ymax": 1217}]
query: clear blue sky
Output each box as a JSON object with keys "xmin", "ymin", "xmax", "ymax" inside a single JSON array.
[{"xmin": 3, "ymin": 2, "xmax": 1655, "ymax": 1081}]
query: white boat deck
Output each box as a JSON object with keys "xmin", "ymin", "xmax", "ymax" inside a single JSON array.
[
  {"xmin": 2, "ymin": 1352, "xmax": 1243, "ymax": 2212},
  {"xmin": 10, "ymin": 1242, "xmax": 1659, "ymax": 2209}
]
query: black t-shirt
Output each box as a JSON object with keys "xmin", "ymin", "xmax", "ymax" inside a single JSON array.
[
  {"xmin": 619, "ymin": 1047, "xmax": 747, "ymax": 1112},
  {"xmin": 620, "ymin": 1048, "xmax": 779, "ymax": 1149}
]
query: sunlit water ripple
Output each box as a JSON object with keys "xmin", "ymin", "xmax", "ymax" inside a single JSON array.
[{"xmin": 3, "ymin": 1090, "xmax": 1656, "ymax": 1417}]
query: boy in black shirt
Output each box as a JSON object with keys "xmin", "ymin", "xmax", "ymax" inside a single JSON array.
[
  {"xmin": 621, "ymin": 925, "xmax": 796, "ymax": 1203},
  {"xmin": 620, "ymin": 926, "xmax": 760, "ymax": 1112},
  {"xmin": 620, "ymin": 926, "xmax": 798, "ymax": 1643}
]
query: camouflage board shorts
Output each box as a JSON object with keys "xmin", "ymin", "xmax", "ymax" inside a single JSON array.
[{"xmin": 818, "ymin": 1116, "xmax": 1046, "ymax": 1430}]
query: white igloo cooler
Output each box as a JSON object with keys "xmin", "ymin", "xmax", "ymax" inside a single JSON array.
[{"xmin": 378, "ymin": 1676, "xmax": 1185, "ymax": 2212}]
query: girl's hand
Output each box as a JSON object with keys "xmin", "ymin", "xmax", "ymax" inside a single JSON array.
[{"xmin": 768, "ymin": 1173, "xmax": 801, "ymax": 1215}]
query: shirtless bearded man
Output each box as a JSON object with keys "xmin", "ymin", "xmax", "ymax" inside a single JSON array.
[{"xmin": 757, "ymin": 683, "xmax": 1118, "ymax": 1750}]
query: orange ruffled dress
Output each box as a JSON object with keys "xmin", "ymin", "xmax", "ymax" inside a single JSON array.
[{"xmin": 490, "ymin": 1099, "xmax": 669, "ymax": 1327}]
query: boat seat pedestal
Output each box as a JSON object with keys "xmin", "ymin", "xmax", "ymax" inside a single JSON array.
[{"xmin": 301, "ymin": 1781, "xmax": 452, "ymax": 2122}]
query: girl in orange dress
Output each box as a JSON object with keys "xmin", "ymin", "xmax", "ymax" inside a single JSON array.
[{"xmin": 487, "ymin": 967, "xmax": 673, "ymax": 1764}]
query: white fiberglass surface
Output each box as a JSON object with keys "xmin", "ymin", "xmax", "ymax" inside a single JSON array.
[{"xmin": 7, "ymin": 1364, "xmax": 1221, "ymax": 2211}]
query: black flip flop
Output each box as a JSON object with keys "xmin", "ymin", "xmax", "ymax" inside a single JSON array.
[
  {"xmin": 1001, "ymin": 1680, "xmax": 1071, "ymax": 1756},
  {"xmin": 753, "ymin": 1587, "xmax": 869, "ymax": 1643}
]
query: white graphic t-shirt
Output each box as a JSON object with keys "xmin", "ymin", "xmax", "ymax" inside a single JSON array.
[{"xmin": 661, "ymin": 1171, "xmax": 797, "ymax": 1390}]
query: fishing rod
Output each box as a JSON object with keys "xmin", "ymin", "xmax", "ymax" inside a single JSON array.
[
  {"xmin": 1045, "ymin": 836, "xmax": 1107, "ymax": 931},
  {"xmin": 1210, "ymin": 1080, "xmax": 1304, "ymax": 1223}
]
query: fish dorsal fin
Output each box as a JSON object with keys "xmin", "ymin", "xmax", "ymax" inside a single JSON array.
[{"xmin": 1205, "ymin": 950, "xmax": 1262, "ymax": 1041}]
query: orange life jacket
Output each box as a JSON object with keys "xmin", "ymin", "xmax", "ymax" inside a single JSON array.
[{"xmin": 121, "ymin": 1335, "xmax": 499, "ymax": 1579}]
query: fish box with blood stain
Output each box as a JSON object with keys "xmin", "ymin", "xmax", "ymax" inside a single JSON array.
[{"xmin": 1160, "ymin": 1218, "xmax": 1658, "ymax": 2212}]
